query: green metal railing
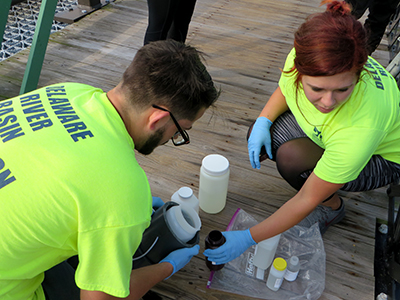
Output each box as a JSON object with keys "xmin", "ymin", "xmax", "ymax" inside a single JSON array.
[
  {"xmin": 1, "ymin": 0, "xmax": 108, "ymax": 95},
  {"xmin": 1, "ymin": 0, "xmax": 58, "ymax": 95}
]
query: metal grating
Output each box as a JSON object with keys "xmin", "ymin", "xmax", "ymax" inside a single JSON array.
[{"xmin": 0, "ymin": 0, "xmax": 78, "ymax": 62}]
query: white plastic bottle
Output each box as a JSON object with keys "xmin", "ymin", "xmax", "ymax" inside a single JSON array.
[
  {"xmin": 266, "ymin": 257, "xmax": 287, "ymax": 291},
  {"xmin": 198, "ymin": 154, "xmax": 230, "ymax": 214},
  {"xmin": 284, "ymin": 256, "xmax": 300, "ymax": 281},
  {"xmin": 253, "ymin": 234, "xmax": 281, "ymax": 270},
  {"xmin": 171, "ymin": 187, "xmax": 199, "ymax": 213}
]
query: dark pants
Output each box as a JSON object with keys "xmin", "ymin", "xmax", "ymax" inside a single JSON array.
[
  {"xmin": 42, "ymin": 259, "xmax": 80, "ymax": 300},
  {"xmin": 144, "ymin": 0, "xmax": 197, "ymax": 44},
  {"xmin": 345, "ymin": 0, "xmax": 400, "ymax": 54}
]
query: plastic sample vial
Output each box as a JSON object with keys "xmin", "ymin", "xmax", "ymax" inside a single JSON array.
[
  {"xmin": 284, "ymin": 256, "xmax": 300, "ymax": 281},
  {"xmin": 171, "ymin": 186, "xmax": 199, "ymax": 214},
  {"xmin": 266, "ymin": 257, "xmax": 287, "ymax": 291},
  {"xmin": 253, "ymin": 234, "xmax": 281, "ymax": 270},
  {"xmin": 205, "ymin": 230, "xmax": 226, "ymax": 271},
  {"xmin": 198, "ymin": 154, "xmax": 230, "ymax": 214}
]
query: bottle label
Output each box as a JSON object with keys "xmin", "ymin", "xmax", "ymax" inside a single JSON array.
[
  {"xmin": 274, "ymin": 277, "xmax": 283, "ymax": 289},
  {"xmin": 284, "ymin": 269, "xmax": 299, "ymax": 281}
]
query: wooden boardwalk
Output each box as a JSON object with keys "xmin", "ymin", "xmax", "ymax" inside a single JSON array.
[{"xmin": 0, "ymin": 0, "xmax": 393, "ymax": 299}]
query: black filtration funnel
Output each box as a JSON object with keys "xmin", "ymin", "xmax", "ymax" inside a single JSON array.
[{"xmin": 132, "ymin": 201, "xmax": 200, "ymax": 269}]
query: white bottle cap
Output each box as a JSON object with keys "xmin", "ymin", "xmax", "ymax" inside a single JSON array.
[
  {"xmin": 178, "ymin": 187, "xmax": 193, "ymax": 199},
  {"xmin": 202, "ymin": 154, "xmax": 229, "ymax": 176},
  {"xmin": 289, "ymin": 256, "xmax": 299, "ymax": 266}
]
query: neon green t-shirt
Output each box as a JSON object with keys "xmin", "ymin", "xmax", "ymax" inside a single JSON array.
[
  {"xmin": 279, "ymin": 48, "xmax": 400, "ymax": 184},
  {"xmin": 0, "ymin": 83, "xmax": 152, "ymax": 299}
]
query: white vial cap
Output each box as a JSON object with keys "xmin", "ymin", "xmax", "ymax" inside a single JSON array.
[
  {"xmin": 202, "ymin": 154, "xmax": 229, "ymax": 176},
  {"xmin": 289, "ymin": 256, "xmax": 299, "ymax": 266},
  {"xmin": 178, "ymin": 187, "xmax": 193, "ymax": 199}
]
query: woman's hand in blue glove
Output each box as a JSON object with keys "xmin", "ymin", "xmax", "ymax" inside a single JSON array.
[
  {"xmin": 160, "ymin": 245, "xmax": 200, "ymax": 279},
  {"xmin": 203, "ymin": 229, "xmax": 256, "ymax": 265},
  {"xmin": 247, "ymin": 117, "xmax": 273, "ymax": 169}
]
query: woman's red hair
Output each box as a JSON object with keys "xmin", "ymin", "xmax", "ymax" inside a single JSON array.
[{"xmin": 292, "ymin": 0, "xmax": 368, "ymax": 81}]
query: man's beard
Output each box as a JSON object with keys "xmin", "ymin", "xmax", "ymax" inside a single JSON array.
[{"xmin": 136, "ymin": 128, "xmax": 165, "ymax": 155}]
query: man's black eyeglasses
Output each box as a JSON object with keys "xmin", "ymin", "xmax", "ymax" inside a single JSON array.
[{"xmin": 152, "ymin": 104, "xmax": 190, "ymax": 146}]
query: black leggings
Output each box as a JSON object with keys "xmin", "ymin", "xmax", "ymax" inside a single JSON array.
[
  {"xmin": 256, "ymin": 111, "xmax": 400, "ymax": 192},
  {"xmin": 345, "ymin": 0, "xmax": 399, "ymax": 54},
  {"xmin": 144, "ymin": 0, "xmax": 197, "ymax": 44}
]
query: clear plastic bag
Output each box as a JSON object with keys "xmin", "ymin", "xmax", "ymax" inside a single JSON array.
[{"xmin": 208, "ymin": 208, "xmax": 325, "ymax": 300}]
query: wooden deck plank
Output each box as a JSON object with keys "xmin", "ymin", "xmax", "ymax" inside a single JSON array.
[{"xmin": 0, "ymin": 0, "xmax": 393, "ymax": 298}]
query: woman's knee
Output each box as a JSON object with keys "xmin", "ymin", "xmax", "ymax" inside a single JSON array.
[{"xmin": 275, "ymin": 138, "xmax": 323, "ymax": 176}]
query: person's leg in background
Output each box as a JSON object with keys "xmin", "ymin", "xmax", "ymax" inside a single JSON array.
[
  {"xmin": 345, "ymin": 0, "xmax": 371, "ymax": 19},
  {"xmin": 42, "ymin": 260, "xmax": 80, "ymax": 300},
  {"xmin": 345, "ymin": 0, "xmax": 400, "ymax": 54},
  {"xmin": 364, "ymin": 0, "xmax": 400, "ymax": 54},
  {"xmin": 144, "ymin": 0, "xmax": 179, "ymax": 45},
  {"xmin": 167, "ymin": 0, "xmax": 197, "ymax": 43}
]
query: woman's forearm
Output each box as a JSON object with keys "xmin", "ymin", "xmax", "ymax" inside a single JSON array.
[
  {"xmin": 249, "ymin": 173, "xmax": 343, "ymax": 243},
  {"xmin": 258, "ymin": 86, "xmax": 289, "ymax": 122}
]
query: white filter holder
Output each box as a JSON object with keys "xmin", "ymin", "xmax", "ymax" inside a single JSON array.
[
  {"xmin": 253, "ymin": 234, "xmax": 281, "ymax": 270},
  {"xmin": 165, "ymin": 203, "xmax": 201, "ymax": 243}
]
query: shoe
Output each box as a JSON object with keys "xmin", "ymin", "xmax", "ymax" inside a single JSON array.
[{"xmin": 297, "ymin": 198, "xmax": 345, "ymax": 235}]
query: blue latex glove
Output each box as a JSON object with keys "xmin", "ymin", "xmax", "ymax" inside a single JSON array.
[
  {"xmin": 160, "ymin": 245, "xmax": 200, "ymax": 279},
  {"xmin": 247, "ymin": 117, "xmax": 273, "ymax": 169},
  {"xmin": 203, "ymin": 229, "xmax": 256, "ymax": 265},
  {"xmin": 152, "ymin": 196, "xmax": 164, "ymax": 212}
]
